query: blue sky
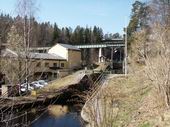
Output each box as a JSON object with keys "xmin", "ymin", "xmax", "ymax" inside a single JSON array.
[{"xmin": 0, "ymin": 0, "xmax": 138, "ymax": 34}]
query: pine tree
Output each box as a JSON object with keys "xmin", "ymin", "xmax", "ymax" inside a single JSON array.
[
  {"xmin": 52, "ymin": 23, "xmax": 60, "ymax": 44},
  {"xmin": 127, "ymin": 1, "xmax": 149, "ymax": 50}
]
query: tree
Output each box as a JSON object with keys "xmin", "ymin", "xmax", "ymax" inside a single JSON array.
[
  {"xmin": 130, "ymin": 0, "xmax": 170, "ymax": 109},
  {"xmin": 127, "ymin": 1, "xmax": 149, "ymax": 50},
  {"xmin": 52, "ymin": 23, "xmax": 60, "ymax": 44},
  {"xmin": 112, "ymin": 33, "xmax": 121, "ymax": 39},
  {"xmin": 65, "ymin": 27, "xmax": 72, "ymax": 43},
  {"xmin": 2, "ymin": 25, "xmax": 24, "ymax": 85},
  {"xmin": 150, "ymin": 0, "xmax": 170, "ymax": 26}
]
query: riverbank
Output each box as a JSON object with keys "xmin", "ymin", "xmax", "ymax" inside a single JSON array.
[{"xmin": 81, "ymin": 69, "xmax": 170, "ymax": 127}]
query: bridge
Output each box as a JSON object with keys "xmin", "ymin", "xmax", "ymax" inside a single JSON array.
[
  {"xmin": 74, "ymin": 39, "xmax": 125, "ymax": 70},
  {"xmin": 75, "ymin": 39, "xmax": 124, "ymax": 49}
]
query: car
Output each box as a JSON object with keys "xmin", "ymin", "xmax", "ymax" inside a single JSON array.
[
  {"xmin": 31, "ymin": 81, "xmax": 44, "ymax": 89},
  {"xmin": 37, "ymin": 80, "xmax": 48, "ymax": 86},
  {"xmin": 20, "ymin": 83, "xmax": 34, "ymax": 92}
]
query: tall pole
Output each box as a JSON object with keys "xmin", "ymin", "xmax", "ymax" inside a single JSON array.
[
  {"xmin": 0, "ymin": 36, "xmax": 2, "ymax": 79},
  {"xmin": 124, "ymin": 27, "xmax": 128, "ymax": 76},
  {"xmin": 111, "ymin": 47, "xmax": 113, "ymax": 71},
  {"xmin": 0, "ymin": 36, "xmax": 1, "ymax": 71}
]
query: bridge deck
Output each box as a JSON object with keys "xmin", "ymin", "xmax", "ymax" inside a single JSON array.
[
  {"xmin": 74, "ymin": 39, "xmax": 125, "ymax": 48},
  {"xmin": 75, "ymin": 43, "xmax": 125, "ymax": 48}
]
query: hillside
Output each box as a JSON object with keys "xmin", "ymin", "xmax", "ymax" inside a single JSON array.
[{"xmin": 82, "ymin": 68, "xmax": 170, "ymax": 127}]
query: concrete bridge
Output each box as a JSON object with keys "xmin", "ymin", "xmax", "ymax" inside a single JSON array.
[
  {"xmin": 75, "ymin": 39, "xmax": 124, "ymax": 49},
  {"xmin": 75, "ymin": 39, "xmax": 125, "ymax": 70}
]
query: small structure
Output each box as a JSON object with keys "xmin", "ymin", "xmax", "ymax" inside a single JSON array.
[{"xmin": 99, "ymin": 55, "xmax": 106, "ymax": 63}]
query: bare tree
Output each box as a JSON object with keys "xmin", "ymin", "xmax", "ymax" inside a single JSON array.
[
  {"xmin": 129, "ymin": 0, "xmax": 170, "ymax": 108},
  {"xmin": 2, "ymin": 25, "xmax": 24, "ymax": 85},
  {"xmin": 144, "ymin": 23, "xmax": 170, "ymax": 108}
]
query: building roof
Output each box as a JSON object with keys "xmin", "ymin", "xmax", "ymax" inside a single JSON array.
[
  {"xmin": 29, "ymin": 47, "xmax": 51, "ymax": 50},
  {"xmin": 28, "ymin": 52, "xmax": 66, "ymax": 60},
  {"xmin": 1, "ymin": 49, "xmax": 18, "ymax": 58},
  {"xmin": 58, "ymin": 43, "xmax": 80, "ymax": 51},
  {"xmin": 29, "ymin": 47, "xmax": 51, "ymax": 53},
  {"xmin": 1, "ymin": 48, "xmax": 66, "ymax": 60}
]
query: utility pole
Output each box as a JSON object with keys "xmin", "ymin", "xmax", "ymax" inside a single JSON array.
[
  {"xmin": 124, "ymin": 27, "xmax": 128, "ymax": 76},
  {"xmin": 0, "ymin": 35, "xmax": 1, "ymax": 71},
  {"xmin": 111, "ymin": 47, "xmax": 114, "ymax": 71},
  {"xmin": 0, "ymin": 36, "xmax": 1, "ymax": 82}
]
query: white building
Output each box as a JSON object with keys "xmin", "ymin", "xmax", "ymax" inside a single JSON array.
[{"xmin": 48, "ymin": 43, "xmax": 82, "ymax": 69}]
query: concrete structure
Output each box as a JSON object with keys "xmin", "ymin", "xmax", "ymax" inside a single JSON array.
[{"xmin": 75, "ymin": 39, "xmax": 125, "ymax": 64}]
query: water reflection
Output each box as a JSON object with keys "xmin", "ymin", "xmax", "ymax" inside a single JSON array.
[
  {"xmin": 31, "ymin": 112, "xmax": 84, "ymax": 127},
  {"xmin": 0, "ymin": 105, "xmax": 84, "ymax": 127}
]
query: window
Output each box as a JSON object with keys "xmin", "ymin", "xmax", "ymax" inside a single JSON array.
[
  {"xmin": 61, "ymin": 63, "xmax": 64, "ymax": 68},
  {"xmin": 36, "ymin": 62, "xmax": 41, "ymax": 67},
  {"xmin": 53, "ymin": 63, "xmax": 57, "ymax": 67},
  {"xmin": 45, "ymin": 62, "xmax": 49, "ymax": 67}
]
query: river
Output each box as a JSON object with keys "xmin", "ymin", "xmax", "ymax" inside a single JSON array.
[
  {"xmin": 1, "ymin": 105, "xmax": 85, "ymax": 127},
  {"xmin": 31, "ymin": 112, "xmax": 83, "ymax": 127}
]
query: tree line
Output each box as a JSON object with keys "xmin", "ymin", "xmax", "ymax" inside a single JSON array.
[{"xmin": 0, "ymin": 13, "xmax": 121, "ymax": 47}]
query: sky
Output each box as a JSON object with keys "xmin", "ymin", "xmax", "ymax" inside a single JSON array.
[{"xmin": 0, "ymin": 0, "xmax": 138, "ymax": 34}]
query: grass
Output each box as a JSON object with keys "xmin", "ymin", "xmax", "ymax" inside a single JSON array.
[
  {"xmin": 82, "ymin": 68, "xmax": 164, "ymax": 127},
  {"xmin": 139, "ymin": 122, "xmax": 151, "ymax": 127},
  {"xmin": 108, "ymin": 76, "xmax": 149, "ymax": 126}
]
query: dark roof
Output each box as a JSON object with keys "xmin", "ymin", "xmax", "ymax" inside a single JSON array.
[{"xmin": 58, "ymin": 43, "xmax": 80, "ymax": 51}]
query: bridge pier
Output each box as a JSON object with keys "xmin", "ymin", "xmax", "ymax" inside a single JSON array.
[{"xmin": 98, "ymin": 48, "xmax": 102, "ymax": 63}]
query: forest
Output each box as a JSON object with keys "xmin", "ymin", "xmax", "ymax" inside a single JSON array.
[{"xmin": 0, "ymin": 13, "xmax": 121, "ymax": 47}]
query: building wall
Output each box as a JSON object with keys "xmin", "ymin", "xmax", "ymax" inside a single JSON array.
[
  {"xmin": 1, "ymin": 44, "xmax": 82, "ymax": 84},
  {"xmin": 30, "ymin": 59, "xmax": 68, "ymax": 81},
  {"xmin": 48, "ymin": 44, "xmax": 68, "ymax": 60},
  {"xmin": 48, "ymin": 44, "xmax": 82, "ymax": 69},
  {"xmin": 32, "ymin": 59, "xmax": 68, "ymax": 72},
  {"xmin": 0, "ymin": 57, "xmax": 69, "ymax": 83},
  {"xmin": 68, "ymin": 50, "xmax": 81, "ymax": 69}
]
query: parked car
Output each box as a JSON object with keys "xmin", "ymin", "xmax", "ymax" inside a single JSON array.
[
  {"xmin": 31, "ymin": 81, "xmax": 44, "ymax": 89},
  {"xmin": 20, "ymin": 83, "xmax": 34, "ymax": 92},
  {"xmin": 37, "ymin": 80, "xmax": 48, "ymax": 86}
]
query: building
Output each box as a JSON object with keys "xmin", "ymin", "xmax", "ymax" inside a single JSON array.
[
  {"xmin": 28, "ymin": 52, "xmax": 68, "ymax": 81},
  {"xmin": 48, "ymin": 43, "xmax": 81, "ymax": 69},
  {"xmin": 0, "ymin": 43, "xmax": 82, "ymax": 83}
]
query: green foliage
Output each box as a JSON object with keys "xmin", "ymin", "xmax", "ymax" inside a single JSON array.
[
  {"xmin": 0, "ymin": 13, "xmax": 13, "ymax": 43},
  {"xmin": 127, "ymin": 1, "xmax": 149, "ymax": 51},
  {"xmin": 0, "ymin": 12, "xmax": 120, "ymax": 47},
  {"xmin": 52, "ymin": 23, "xmax": 61, "ymax": 44},
  {"xmin": 139, "ymin": 122, "xmax": 151, "ymax": 127}
]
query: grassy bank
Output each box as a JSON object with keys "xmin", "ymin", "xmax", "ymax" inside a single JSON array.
[{"xmin": 82, "ymin": 69, "xmax": 170, "ymax": 127}]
